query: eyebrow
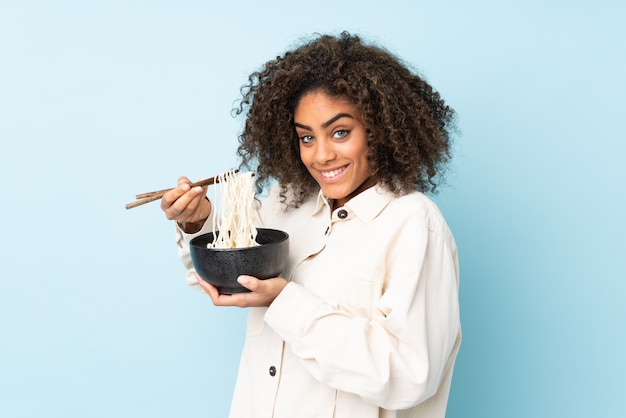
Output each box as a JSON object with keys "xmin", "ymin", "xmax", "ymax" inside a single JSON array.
[{"xmin": 294, "ymin": 113, "xmax": 354, "ymax": 131}]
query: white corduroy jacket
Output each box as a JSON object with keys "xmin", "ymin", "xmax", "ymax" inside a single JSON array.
[{"xmin": 176, "ymin": 185, "xmax": 461, "ymax": 418}]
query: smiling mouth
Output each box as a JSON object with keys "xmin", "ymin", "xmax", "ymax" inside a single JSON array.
[{"xmin": 320, "ymin": 166, "xmax": 347, "ymax": 179}]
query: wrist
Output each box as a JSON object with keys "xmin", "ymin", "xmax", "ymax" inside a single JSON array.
[
  {"xmin": 179, "ymin": 198, "xmax": 211, "ymax": 234},
  {"xmin": 179, "ymin": 219, "xmax": 206, "ymax": 234}
]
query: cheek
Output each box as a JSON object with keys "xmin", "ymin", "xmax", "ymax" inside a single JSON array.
[
  {"xmin": 352, "ymin": 141, "xmax": 370, "ymax": 167},
  {"xmin": 298, "ymin": 145, "xmax": 311, "ymax": 165}
]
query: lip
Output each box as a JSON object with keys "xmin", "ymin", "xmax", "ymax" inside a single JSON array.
[{"xmin": 317, "ymin": 165, "xmax": 348, "ymax": 183}]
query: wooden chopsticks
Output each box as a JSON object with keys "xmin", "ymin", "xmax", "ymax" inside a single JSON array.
[{"xmin": 125, "ymin": 170, "xmax": 238, "ymax": 210}]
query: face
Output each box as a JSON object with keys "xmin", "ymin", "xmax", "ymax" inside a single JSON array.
[{"xmin": 295, "ymin": 91, "xmax": 375, "ymax": 208}]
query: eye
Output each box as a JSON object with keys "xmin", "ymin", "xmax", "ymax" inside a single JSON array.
[
  {"xmin": 300, "ymin": 134, "xmax": 314, "ymax": 144},
  {"xmin": 333, "ymin": 129, "xmax": 350, "ymax": 139}
]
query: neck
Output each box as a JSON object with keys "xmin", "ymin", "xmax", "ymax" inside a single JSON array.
[{"xmin": 332, "ymin": 176, "xmax": 377, "ymax": 210}]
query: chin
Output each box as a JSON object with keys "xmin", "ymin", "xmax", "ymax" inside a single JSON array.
[{"xmin": 322, "ymin": 190, "xmax": 349, "ymax": 201}]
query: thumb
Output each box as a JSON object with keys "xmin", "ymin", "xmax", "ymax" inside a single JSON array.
[{"xmin": 237, "ymin": 275, "xmax": 257, "ymax": 291}]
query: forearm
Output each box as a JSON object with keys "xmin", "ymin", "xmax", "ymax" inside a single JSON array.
[{"xmin": 264, "ymin": 281, "xmax": 460, "ymax": 410}]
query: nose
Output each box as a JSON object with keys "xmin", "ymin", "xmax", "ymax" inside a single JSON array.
[{"xmin": 314, "ymin": 138, "xmax": 336, "ymax": 164}]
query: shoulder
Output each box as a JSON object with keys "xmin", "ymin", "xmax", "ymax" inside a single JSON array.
[
  {"xmin": 384, "ymin": 191, "xmax": 455, "ymax": 242},
  {"xmin": 386, "ymin": 191, "xmax": 445, "ymax": 222}
]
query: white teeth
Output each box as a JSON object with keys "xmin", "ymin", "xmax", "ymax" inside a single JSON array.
[{"xmin": 321, "ymin": 168, "xmax": 345, "ymax": 178}]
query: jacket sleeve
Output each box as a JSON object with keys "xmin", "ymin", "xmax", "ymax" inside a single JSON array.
[
  {"xmin": 263, "ymin": 221, "xmax": 461, "ymax": 410},
  {"xmin": 175, "ymin": 209, "xmax": 218, "ymax": 291}
]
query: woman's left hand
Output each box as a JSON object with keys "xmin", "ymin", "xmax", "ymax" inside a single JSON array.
[{"xmin": 196, "ymin": 273, "xmax": 288, "ymax": 307}]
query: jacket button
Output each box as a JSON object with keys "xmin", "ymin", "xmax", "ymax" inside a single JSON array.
[
  {"xmin": 337, "ymin": 209, "xmax": 348, "ymax": 219},
  {"xmin": 269, "ymin": 366, "xmax": 276, "ymax": 376}
]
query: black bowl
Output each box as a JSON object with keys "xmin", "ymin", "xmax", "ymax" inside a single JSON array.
[{"xmin": 189, "ymin": 228, "xmax": 289, "ymax": 294}]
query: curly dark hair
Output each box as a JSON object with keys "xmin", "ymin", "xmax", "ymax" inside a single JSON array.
[{"xmin": 234, "ymin": 31, "xmax": 456, "ymax": 207}]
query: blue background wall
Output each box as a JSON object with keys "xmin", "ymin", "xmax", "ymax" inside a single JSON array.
[{"xmin": 1, "ymin": 1, "xmax": 624, "ymax": 417}]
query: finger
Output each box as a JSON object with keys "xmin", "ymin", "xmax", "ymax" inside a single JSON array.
[
  {"xmin": 197, "ymin": 275, "xmax": 286, "ymax": 308},
  {"xmin": 236, "ymin": 275, "xmax": 258, "ymax": 291},
  {"xmin": 160, "ymin": 179, "xmax": 191, "ymax": 211},
  {"xmin": 201, "ymin": 275, "xmax": 253, "ymax": 307},
  {"xmin": 177, "ymin": 176, "xmax": 192, "ymax": 186},
  {"xmin": 162, "ymin": 185, "xmax": 206, "ymax": 221},
  {"xmin": 196, "ymin": 274, "xmax": 222, "ymax": 300},
  {"xmin": 172, "ymin": 186, "xmax": 204, "ymax": 215},
  {"xmin": 195, "ymin": 273, "xmax": 210, "ymax": 293}
]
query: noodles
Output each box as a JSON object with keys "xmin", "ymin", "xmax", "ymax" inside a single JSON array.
[{"xmin": 208, "ymin": 171, "xmax": 259, "ymax": 249}]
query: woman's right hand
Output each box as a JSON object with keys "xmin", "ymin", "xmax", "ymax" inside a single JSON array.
[{"xmin": 160, "ymin": 176, "xmax": 212, "ymax": 224}]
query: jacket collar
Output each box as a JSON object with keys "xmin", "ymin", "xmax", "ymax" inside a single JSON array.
[{"xmin": 312, "ymin": 185, "xmax": 394, "ymax": 223}]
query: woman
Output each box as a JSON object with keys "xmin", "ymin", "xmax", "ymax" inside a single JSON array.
[{"xmin": 161, "ymin": 32, "xmax": 461, "ymax": 418}]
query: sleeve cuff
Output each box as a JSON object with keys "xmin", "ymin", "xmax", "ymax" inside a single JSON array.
[
  {"xmin": 264, "ymin": 282, "xmax": 324, "ymax": 344},
  {"xmin": 175, "ymin": 208, "xmax": 216, "ymax": 291}
]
